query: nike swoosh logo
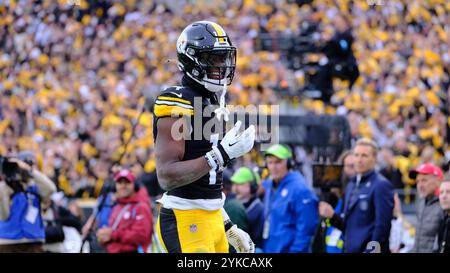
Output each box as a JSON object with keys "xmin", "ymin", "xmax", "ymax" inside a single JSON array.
[
  {"xmin": 169, "ymin": 92, "xmax": 182, "ymax": 98},
  {"xmin": 228, "ymin": 141, "xmax": 239, "ymax": 147}
]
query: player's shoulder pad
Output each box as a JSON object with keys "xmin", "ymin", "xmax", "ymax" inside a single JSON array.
[{"xmin": 153, "ymin": 86, "xmax": 195, "ymax": 118}]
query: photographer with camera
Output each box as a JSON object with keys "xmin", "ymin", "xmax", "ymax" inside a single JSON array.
[
  {"xmin": 322, "ymin": 15, "xmax": 359, "ymax": 89},
  {"xmin": 293, "ymin": 15, "xmax": 359, "ymax": 103},
  {"xmin": 0, "ymin": 151, "xmax": 56, "ymax": 253}
]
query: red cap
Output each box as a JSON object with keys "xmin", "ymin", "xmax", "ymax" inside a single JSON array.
[
  {"xmin": 409, "ymin": 163, "xmax": 443, "ymax": 180},
  {"xmin": 114, "ymin": 169, "xmax": 136, "ymax": 184}
]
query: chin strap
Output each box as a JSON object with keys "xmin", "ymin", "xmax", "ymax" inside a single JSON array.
[{"xmin": 214, "ymin": 76, "xmax": 230, "ymax": 122}]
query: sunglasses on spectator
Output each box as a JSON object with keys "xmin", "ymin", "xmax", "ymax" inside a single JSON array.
[{"xmin": 116, "ymin": 179, "xmax": 132, "ymax": 185}]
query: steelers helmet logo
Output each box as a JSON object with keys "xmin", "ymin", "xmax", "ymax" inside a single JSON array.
[{"xmin": 176, "ymin": 30, "xmax": 188, "ymax": 53}]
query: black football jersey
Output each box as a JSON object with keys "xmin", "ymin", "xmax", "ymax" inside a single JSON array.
[{"xmin": 153, "ymin": 77, "xmax": 225, "ymax": 200}]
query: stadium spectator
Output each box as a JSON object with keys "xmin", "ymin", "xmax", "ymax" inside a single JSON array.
[
  {"xmin": 315, "ymin": 150, "xmax": 355, "ymax": 253},
  {"xmin": 320, "ymin": 138, "xmax": 394, "ymax": 253},
  {"xmin": 438, "ymin": 180, "xmax": 450, "ymax": 253},
  {"xmin": 389, "ymin": 193, "xmax": 415, "ymax": 253},
  {"xmin": 230, "ymin": 167, "xmax": 265, "ymax": 249},
  {"xmin": 341, "ymin": 150, "xmax": 356, "ymax": 183},
  {"xmin": 262, "ymin": 144, "xmax": 319, "ymax": 253},
  {"xmin": 223, "ymin": 172, "xmax": 250, "ymax": 253},
  {"xmin": 96, "ymin": 169, "xmax": 152, "ymax": 253},
  {"xmin": 223, "ymin": 170, "xmax": 250, "ymax": 235},
  {"xmin": 41, "ymin": 193, "xmax": 83, "ymax": 253},
  {"xmin": 409, "ymin": 163, "xmax": 444, "ymax": 253},
  {"xmin": 379, "ymin": 147, "xmax": 404, "ymax": 190}
]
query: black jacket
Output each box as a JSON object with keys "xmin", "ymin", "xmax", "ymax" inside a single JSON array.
[
  {"xmin": 44, "ymin": 204, "xmax": 82, "ymax": 243},
  {"xmin": 438, "ymin": 213, "xmax": 450, "ymax": 253}
]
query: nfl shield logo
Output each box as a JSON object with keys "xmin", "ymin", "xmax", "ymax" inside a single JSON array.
[{"xmin": 189, "ymin": 224, "xmax": 198, "ymax": 233}]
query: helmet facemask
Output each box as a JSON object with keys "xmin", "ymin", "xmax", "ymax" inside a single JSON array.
[
  {"xmin": 199, "ymin": 48, "xmax": 235, "ymax": 81},
  {"xmin": 186, "ymin": 47, "xmax": 236, "ymax": 93}
]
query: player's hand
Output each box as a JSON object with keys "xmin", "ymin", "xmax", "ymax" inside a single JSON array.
[
  {"xmin": 96, "ymin": 227, "xmax": 113, "ymax": 244},
  {"xmin": 226, "ymin": 225, "xmax": 255, "ymax": 253},
  {"xmin": 221, "ymin": 120, "xmax": 255, "ymax": 160},
  {"xmin": 319, "ymin": 201, "xmax": 335, "ymax": 219},
  {"xmin": 206, "ymin": 120, "xmax": 255, "ymax": 169}
]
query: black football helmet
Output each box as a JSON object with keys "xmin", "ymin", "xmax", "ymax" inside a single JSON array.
[{"xmin": 176, "ymin": 21, "xmax": 236, "ymax": 92}]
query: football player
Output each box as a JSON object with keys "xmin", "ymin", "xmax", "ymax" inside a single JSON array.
[{"xmin": 153, "ymin": 21, "xmax": 255, "ymax": 253}]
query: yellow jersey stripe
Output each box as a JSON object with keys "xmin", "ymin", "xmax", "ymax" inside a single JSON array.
[
  {"xmin": 158, "ymin": 96, "xmax": 192, "ymax": 105},
  {"xmin": 210, "ymin": 22, "xmax": 226, "ymax": 42},
  {"xmin": 154, "ymin": 104, "xmax": 194, "ymax": 117},
  {"xmin": 155, "ymin": 100, "xmax": 193, "ymax": 109}
]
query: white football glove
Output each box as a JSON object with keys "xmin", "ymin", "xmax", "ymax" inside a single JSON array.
[
  {"xmin": 226, "ymin": 224, "xmax": 255, "ymax": 253},
  {"xmin": 205, "ymin": 120, "xmax": 255, "ymax": 170}
]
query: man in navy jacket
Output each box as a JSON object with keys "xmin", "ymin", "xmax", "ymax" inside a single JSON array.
[{"xmin": 319, "ymin": 138, "xmax": 394, "ymax": 253}]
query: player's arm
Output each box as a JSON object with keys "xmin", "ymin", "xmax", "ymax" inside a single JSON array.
[
  {"xmin": 155, "ymin": 117, "xmax": 211, "ymax": 191},
  {"xmin": 154, "ymin": 86, "xmax": 256, "ymax": 190}
]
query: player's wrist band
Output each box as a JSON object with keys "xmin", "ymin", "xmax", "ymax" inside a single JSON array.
[
  {"xmin": 224, "ymin": 219, "xmax": 234, "ymax": 232},
  {"xmin": 206, "ymin": 145, "xmax": 231, "ymax": 171},
  {"xmin": 216, "ymin": 144, "xmax": 231, "ymax": 166},
  {"xmin": 205, "ymin": 153, "xmax": 218, "ymax": 170},
  {"xmin": 211, "ymin": 146, "xmax": 225, "ymax": 166},
  {"xmin": 205, "ymin": 149, "xmax": 224, "ymax": 171}
]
